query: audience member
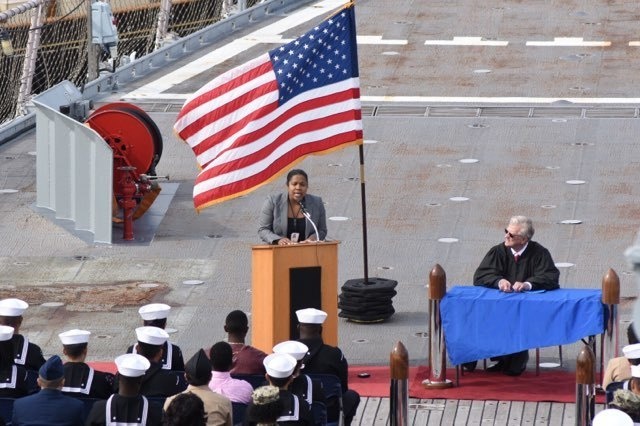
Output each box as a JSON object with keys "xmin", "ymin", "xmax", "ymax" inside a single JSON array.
[
  {"xmin": 0, "ymin": 325, "xmax": 32, "ymax": 397},
  {"xmin": 0, "ymin": 298, "xmax": 46, "ymax": 371},
  {"xmin": 58, "ymin": 328, "xmax": 115, "ymax": 399},
  {"xmin": 125, "ymin": 326, "xmax": 187, "ymax": 397},
  {"xmin": 223, "ymin": 310, "xmax": 266, "ymax": 375},
  {"xmin": 606, "ymin": 343, "xmax": 640, "ymax": 393},
  {"xmin": 86, "ymin": 353, "xmax": 163, "ymax": 425},
  {"xmin": 273, "ymin": 340, "xmax": 325, "ymax": 409},
  {"xmin": 128, "ymin": 303, "xmax": 185, "ymax": 371},
  {"xmin": 604, "ymin": 324, "xmax": 640, "ymax": 389},
  {"xmin": 165, "ymin": 349, "xmax": 232, "ymax": 426},
  {"xmin": 296, "ymin": 308, "xmax": 359, "ymax": 425},
  {"xmin": 12, "ymin": 355, "xmax": 84, "ymax": 426},
  {"xmin": 246, "ymin": 386, "xmax": 283, "ymax": 426},
  {"xmin": 163, "ymin": 392, "xmax": 207, "ymax": 426},
  {"xmin": 470, "ymin": 215, "xmax": 560, "ymax": 376},
  {"xmin": 262, "ymin": 353, "xmax": 313, "ymax": 425},
  {"xmin": 609, "ymin": 365, "xmax": 640, "ymax": 422},
  {"xmin": 208, "ymin": 341, "xmax": 254, "ymax": 404}
]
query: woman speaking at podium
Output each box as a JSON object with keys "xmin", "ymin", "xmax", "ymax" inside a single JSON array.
[{"xmin": 258, "ymin": 169, "xmax": 327, "ymax": 245}]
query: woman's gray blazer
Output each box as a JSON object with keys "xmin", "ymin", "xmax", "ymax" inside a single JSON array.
[{"xmin": 258, "ymin": 192, "xmax": 327, "ymax": 244}]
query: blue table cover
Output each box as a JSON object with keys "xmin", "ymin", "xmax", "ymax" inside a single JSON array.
[{"xmin": 440, "ymin": 286, "xmax": 605, "ymax": 365}]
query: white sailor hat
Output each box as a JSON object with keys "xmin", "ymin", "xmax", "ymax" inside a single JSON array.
[
  {"xmin": 58, "ymin": 329, "xmax": 91, "ymax": 345},
  {"xmin": 0, "ymin": 298, "xmax": 28, "ymax": 316},
  {"xmin": 592, "ymin": 408, "xmax": 633, "ymax": 426},
  {"xmin": 295, "ymin": 308, "xmax": 327, "ymax": 325},
  {"xmin": 0, "ymin": 326, "xmax": 14, "ymax": 342},
  {"xmin": 138, "ymin": 303, "xmax": 171, "ymax": 321},
  {"xmin": 623, "ymin": 343, "xmax": 640, "ymax": 359},
  {"xmin": 632, "ymin": 365, "xmax": 640, "ymax": 379},
  {"xmin": 135, "ymin": 326, "xmax": 169, "ymax": 346},
  {"xmin": 263, "ymin": 353, "xmax": 297, "ymax": 378},
  {"xmin": 115, "ymin": 353, "xmax": 150, "ymax": 378},
  {"xmin": 273, "ymin": 340, "xmax": 309, "ymax": 361}
]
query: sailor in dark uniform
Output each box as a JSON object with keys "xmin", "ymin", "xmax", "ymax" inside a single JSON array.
[
  {"xmin": 273, "ymin": 340, "xmax": 325, "ymax": 416},
  {"xmin": 126, "ymin": 303, "xmax": 184, "ymax": 371},
  {"xmin": 262, "ymin": 353, "xmax": 313, "ymax": 425},
  {"xmin": 0, "ymin": 325, "xmax": 32, "ymax": 397},
  {"xmin": 0, "ymin": 298, "xmax": 46, "ymax": 372},
  {"xmin": 12, "ymin": 355, "xmax": 85, "ymax": 426},
  {"xmin": 120, "ymin": 326, "xmax": 186, "ymax": 398},
  {"xmin": 58, "ymin": 329, "xmax": 115, "ymax": 399},
  {"xmin": 296, "ymin": 308, "xmax": 360, "ymax": 426},
  {"xmin": 86, "ymin": 353, "xmax": 163, "ymax": 426}
]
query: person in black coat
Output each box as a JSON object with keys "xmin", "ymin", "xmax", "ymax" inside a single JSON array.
[
  {"xmin": 296, "ymin": 308, "xmax": 359, "ymax": 426},
  {"xmin": 470, "ymin": 215, "xmax": 560, "ymax": 376},
  {"xmin": 250, "ymin": 353, "xmax": 313, "ymax": 426},
  {"xmin": 58, "ymin": 329, "xmax": 115, "ymax": 399},
  {"xmin": 12, "ymin": 355, "xmax": 84, "ymax": 426},
  {"xmin": 127, "ymin": 303, "xmax": 184, "ymax": 372},
  {"xmin": 119, "ymin": 326, "xmax": 186, "ymax": 398},
  {"xmin": 0, "ymin": 325, "xmax": 33, "ymax": 397},
  {"xmin": 86, "ymin": 353, "xmax": 163, "ymax": 425},
  {"xmin": 0, "ymin": 298, "xmax": 46, "ymax": 372}
]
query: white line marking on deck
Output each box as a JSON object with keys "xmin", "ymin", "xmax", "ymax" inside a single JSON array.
[
  {"xmin": 526, "ymin": 37, "xmax": 610, "ymax": 47},
  {"xmin": 424, "ymin": 37, "xmax": 508, "ymax": 46}
]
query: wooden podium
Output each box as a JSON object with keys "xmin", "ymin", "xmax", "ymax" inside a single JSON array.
[{"xmin": 251, "ymin": 241, "xmax": 339, "ymax": 353}]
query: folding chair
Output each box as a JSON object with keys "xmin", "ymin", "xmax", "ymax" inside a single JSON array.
[{"xmin": 307, "ymin": 374, "xmax": 343, "ymax": 426}]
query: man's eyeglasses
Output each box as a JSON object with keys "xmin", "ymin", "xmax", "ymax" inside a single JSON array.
[{"xmin": 504, "ymin": 229, "xmax": 522, "ymax": 239}]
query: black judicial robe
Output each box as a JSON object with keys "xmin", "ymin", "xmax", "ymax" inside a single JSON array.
[{"xmin": 473, "ymin": 241, "xmax": 560, "ymax": 291}]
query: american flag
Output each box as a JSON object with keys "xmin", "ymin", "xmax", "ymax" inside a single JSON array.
[{"xmin": 174, "ymin": 3, "xmax": 363, "ymax": 211}]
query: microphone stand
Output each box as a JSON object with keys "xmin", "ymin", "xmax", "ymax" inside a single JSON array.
[{"xmin": 299, "ymin": 201, "xmax": 322, "ymax": 242}]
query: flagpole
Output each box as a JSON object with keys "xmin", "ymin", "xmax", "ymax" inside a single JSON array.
[{"xmin": 358, "ymin": 143, "xmax": 369, "ymax": 284}]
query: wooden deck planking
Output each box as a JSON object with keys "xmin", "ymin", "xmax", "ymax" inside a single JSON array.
[{"xmin": 352, "ymin": 397, "xmax": 606, "ymax": 425}]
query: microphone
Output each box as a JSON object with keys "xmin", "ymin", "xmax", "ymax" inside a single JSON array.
[{"xmin": 299, "ymin": 200, "xmax": 322, "ymax": 242}]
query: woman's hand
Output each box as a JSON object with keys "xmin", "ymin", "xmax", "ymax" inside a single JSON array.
[{"xmin": 278, "ymin": 238, "xmax": 294, "ymax": 246}]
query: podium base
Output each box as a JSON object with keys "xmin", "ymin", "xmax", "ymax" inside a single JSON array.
[{"xmin": 339, "ymin": 277, "xmax": 397, "ymax": 322}]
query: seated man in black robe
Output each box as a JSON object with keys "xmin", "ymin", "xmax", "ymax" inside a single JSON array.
[{"xmin": 469, "ymin": 215, "xmax": 560, "ymax": 376}]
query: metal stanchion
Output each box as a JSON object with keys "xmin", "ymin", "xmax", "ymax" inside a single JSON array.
[
  {"xmin": 423, "ymin": 264, "xmax": 453, "ymax": 389},
  {"xmin": 390, "ymin": 341, "xmax": 408, "ymax": 426},
  {"xmin": 576, "ymin": 344, "xmax": 596, "ymax": 426},
  {"xmin": 600, "ymin": 268, "xmax": 620, "ymax": 387}
]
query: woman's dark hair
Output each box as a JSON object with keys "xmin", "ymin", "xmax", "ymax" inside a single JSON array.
[
  {"xmin": 162, "ymin": 392, "xmax": 207, "ymax": 426},
  {"xmin": 286, "ymin": 169, "xmax": 308, "ymax": 184},
  {"xmin": 247, "ymin": 400, "xmax": 282, "ymax": 424},
  {"xmin": 247, "ymin": 385, "xmax": 282, "ymax": 425}
]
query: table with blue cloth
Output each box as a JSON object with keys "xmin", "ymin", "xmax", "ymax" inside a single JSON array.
[{"xmin": 440, "ymin": 286, "xmax": 605, "ymax": 366}]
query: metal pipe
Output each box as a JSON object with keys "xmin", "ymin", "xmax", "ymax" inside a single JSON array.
[
  {"xmin": 423, "ymin": 264, "xmax": 452, "ymax": 389},
  {"xmin": 389, "ymin": 341, "xmax": 408, "ymax": 426},
  {"xmin": 0, "ymin": 0, "xmax": 45, "ymax": 22},
  {"xmin": 600, "ymin": 268, "xmax": 620, "ymax": 387},
  {"xmin": 576, "ymin": 344, "xmax": 596, "ymax": 426}
]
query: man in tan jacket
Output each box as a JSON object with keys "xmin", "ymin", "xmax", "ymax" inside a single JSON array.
[{"xmin": 164, "ymin": 349, "xmax": 232, "ymax": 426}]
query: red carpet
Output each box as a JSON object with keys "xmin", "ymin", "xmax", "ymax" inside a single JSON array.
[
  {"xmin": 91, "ymin": 362, "xmax": 602, "ymax": 403},
  {"xmin": 349, "ymin": 365, "xmax": 605, "ymax": 403}
]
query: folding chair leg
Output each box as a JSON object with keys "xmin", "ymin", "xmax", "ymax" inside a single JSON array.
[
  {"xmin": 558, "ymin": 345, "xmax": 563, "ymax": 367},
  {"xmin": 536, "ymin": 348, "xmax": 540, "ymax": 376}
]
